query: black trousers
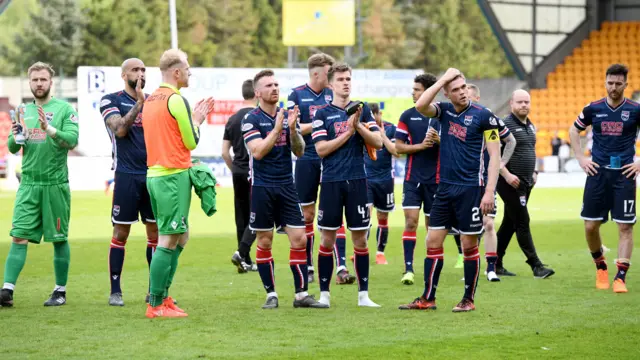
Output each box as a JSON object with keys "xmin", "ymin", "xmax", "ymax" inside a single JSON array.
[
  {"xmin": 496, "ymin": 176, "xmax": 541, "ymax": 269},
  {"xmin": 232, "ymin": 173, "xmax": 256, "ymax": 261}
]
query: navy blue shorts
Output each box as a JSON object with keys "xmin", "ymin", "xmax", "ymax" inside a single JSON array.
[
  {"xmin": 294, "ymin": 159, "xmax": 321, "ymax": 206},
  {"xmin": 249, "ymin": 184, "xmax": 305, "ymax": 231},
  {"xmin": 429, "ymin": 183, "xmax": 484, "ymax": 235},
  {"xmin": 111, "ymin": 172, "xmax": 155, "ymax": 225},
  {"xmin": 367, "ymin": 179, "xmax": 395, "ymax": 212},
  {"xmin": 447, "ymin": 192, "xmax": 496, "ymax": 235},
  {"xmin": 402, "ymin": 181, "xmax": 437, "ymax": 215},
  {"xmin": 581, "ymin": 169, "xmax": 637, "ymax": 224},
  {"xmin": 318, "ymin": 179, "xmax": 370, "ymax": 231}
]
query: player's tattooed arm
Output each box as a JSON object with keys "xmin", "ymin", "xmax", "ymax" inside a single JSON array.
[
  {"xmin": 288, "ymin": 105, "xmax": 305, "ymax": 157},
  {"xmin": 108, "ymin": 78, "xmax": 146, "ymax": 138},
  {"xmin": 107, "ymin": 101, "xmax": 143, "ymax": 138},
  {"xmin": 290, "ymin": 130, "xmax": 305, "ymax": 158},
  {"xmin": 499, "ymin": 133, "xmax": 516, "ymax": 169}
]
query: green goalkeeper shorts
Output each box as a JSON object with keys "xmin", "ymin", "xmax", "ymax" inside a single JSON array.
[
  {"xmin": 10, "ymin": 183, "xmax": 71, "ymax": 243},
  {"xmin": 147, "ymin": 170, "xmax": 192, "ymax": 235}
]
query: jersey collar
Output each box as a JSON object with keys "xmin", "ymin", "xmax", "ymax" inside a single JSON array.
[
  {"xmin": 305, "ymin": 84, "xmax": 323, "ymax": 97},
  {"xmin": 258, "ymin": 106, "xmax": 279, "ymax": 120},
  {"xmin": 605, "ymin": 97, "xmax": 626, "ymax": 112},
  {"xmin": 160, "ymin": 83, "xmax": 181, "ymax": 95}
]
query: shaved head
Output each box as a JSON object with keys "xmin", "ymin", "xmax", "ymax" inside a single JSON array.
[
  {"xmin": 511, "ymin": 89, "xmax": 530, "ymax": 101},
  {"xmin": 121, "ymin": 58, "xmax": 144, "ymax": 73},
  {"xmin": 510, "ymin": 89, "xmax": 531, "ymax": 120},
  {"xmin": 120, "ymin": 58, "xmax": 146, "ymax": 90}
]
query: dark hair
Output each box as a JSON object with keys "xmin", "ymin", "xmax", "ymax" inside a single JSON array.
[
  {"xmin": 241, "ymin": 79, "xmax": 254, "ymax": 100},
  {"xmin": 369, "ymin": 102, "xmax": 380, "ymax": 115},
  {"xmin": 414, "ymin": 73, "xmax": 437, "ymax": 90},
  {"xmin": 253, "ymin": 69, "xmax": 275, "ymax": 87},
  {"xmin": 606, "ymin": 63, "xmax": 629, "ymax": 81},
  {"xmin": 328, "ymin": 63, "xmax": 352, "ymax": 82}
]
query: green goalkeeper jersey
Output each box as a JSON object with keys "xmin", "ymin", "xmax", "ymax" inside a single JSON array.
[{"xmin": 7, "ymin": 98, "xmax": 79, "ymax": 185}]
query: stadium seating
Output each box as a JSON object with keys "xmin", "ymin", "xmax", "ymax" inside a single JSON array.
[
  {"xmin": 530, "ymin": 21, "xmax": 640, "ymax": 157},
  {"xmin": 0, "ymin": 112, "xmax": 12, "ymax": 160}
]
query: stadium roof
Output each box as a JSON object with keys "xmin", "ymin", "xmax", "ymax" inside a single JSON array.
[{"xmin": 477, "ymin": 0, "xmax": 587, "ymax": 80}]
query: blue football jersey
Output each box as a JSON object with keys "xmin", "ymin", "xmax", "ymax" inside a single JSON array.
[
  {"xmin": 365, "ymin": 121, "xmax": 396, "ymax": 182},
  {"xmin": 287, "ymin": 84, "xmax": 333, "ymax": 161},
  {"xmin": 433, "ymin": 102, "xmax": 500, "ymax": 186},
  {"xmin": 574, "ymin": 98, "xmax": 640, "ymax": 167},
  {"xmin": 100, "ymin": 91, "xmax": 148, "ymax": 174},
  {"xmin": 312, "ymin": 102, "xmax": 380, "ymax": 182},
  {"xmin": 241, "ymin": 107, "xmax": 299, "ymax": 186},
  {"xmin": 395, "ymin": 107, "xmax": 441, "ymax": 184}
]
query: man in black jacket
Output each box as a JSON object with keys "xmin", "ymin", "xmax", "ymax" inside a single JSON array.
[
  {"xmin": 496, "ymin": 89, "xmax": 555, "ymax": 279},
  {"xmin": 223, "ymin": 79, "xmax": 258, "ymax": 273}
]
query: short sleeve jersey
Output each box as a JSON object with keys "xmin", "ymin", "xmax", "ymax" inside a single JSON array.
[
  {"xmin": 574, "ymin": 98, "xmax": 640, "ymax": 167},
  {"xmin": 241, "ymin": 106, "xmax": 300, "ymax": 186},
  {"xmin": 433, "ymin": 102, "xmax": 500, "ymax": 186},
  {"xmin": 100, "ymin": 91, "xmax": 148, "ymax": 174},
  {"xmin": 287, "ymin": 84, "xmax": 333, "ymax": 161},
  {"xmin": 311, "ymin": 102, "xmax": 379, "ymax": 182},
  {"xmin": 482, "ymin": 116, "xmax": 511, "ymax": 183},
  {"xmin": 364, "ymin": 121, "xmax": 396, "ymax": 182},
  {"xmin": 395, "ymin": 107, "xmax": 441, "ymax": 184}
]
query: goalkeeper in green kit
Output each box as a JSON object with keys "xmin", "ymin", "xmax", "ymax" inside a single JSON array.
[{"xmin": 0, "ymin": 62, "xmax": 79, "ymax": 308}]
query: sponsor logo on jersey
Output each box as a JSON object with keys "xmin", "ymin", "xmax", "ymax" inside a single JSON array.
[
  {"xmin": 621, "ymin": 111, "xmax": 630, "ymax": 121},
  {"xmin": 596, "ymin": 113, "xmax": 608, "ymax": 118},
  {"xmin": 301, "ymin": 98, "xmax": 314, "ymax": 102},
  {"xmin": 101, "ymin": 99, "xmax": 111, "ymax": 106},
  {"xmin": 259, "ymin": 122, "xmax": 271, "ymax": 126},
  {"xmin": 410, "ymin": 117, "xmax": 422, "ymax": 121},
  {"xmin": 327, "ymin": 115, "xmax": 341, "ymax": 120},
  {"xmin": 286, "ymin": 100, "xmax": 295, "ymax": 108},
  {"xmin": 122, "ymin": 103, "xmax": 134, "ymax": 108},
  {"xmin": 242, "ymin": 123, "xmax": 254, "ymax": 131},
  {"xmin": 448, "ymin": 121, "xmax": 468, "ymax": 141},
  {"xmin": 312, "ymin": 120, "xmax": 323, "ymax": 127},
  {"xmin": 601, "ymin": 121, "xmax": 623, "ymax": 136},
  {"xmin": 27, "ymin": 128, "xmax": 46, "ymax": 143}
]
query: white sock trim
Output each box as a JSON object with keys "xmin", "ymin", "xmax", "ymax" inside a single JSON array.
[
  {"xmin": 336, "ymin": 265, "xmax": 347, "ymax": 274},
  {"xmin": 54, "ymin": 285, "xmax": 66, "ymax": 292},
  {"xmin": 3, "ymin": 283, "xmax": 15, "ymax": 291},
  {"xmin": 295, "ymin": 291, "xmax": 309, "ymax": 300},
  {"xmin": 266, "ymin": 291, "xmax": 278, "ymax": 299}
]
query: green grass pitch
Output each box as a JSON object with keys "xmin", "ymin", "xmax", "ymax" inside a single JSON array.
[{"xmin": 0, "ymin": 186, "xmax": 639, "ymax": 359}]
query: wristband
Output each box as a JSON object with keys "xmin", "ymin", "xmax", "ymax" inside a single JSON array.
[{"xmin": 45, "ymin": 125, "xmax": 58, "ymax": 138}]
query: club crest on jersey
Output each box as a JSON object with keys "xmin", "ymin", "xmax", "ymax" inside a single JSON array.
[
  {"xmin": 464, "ymin": 115, "xmax": 473, "ymax": 126},
  {"xmin": 520, "ymin": 196, "xmax": 527, "ymax": 206},
  {"xmin": 325, "ymin": 95, "xmax": 332, "ymax": 103},
  {"xmin": 250, "ymin": 212, "xmax": 256, "ymax": 223},
  {"xmin": 45, "ymin": 112, "xmax": 54, "ymax": 123},
  {"xmin": 621, "ymin": 111, "xmax": 630, "ymax": 121},
  {"xmin": 112, "ymin": 205, "xmax": 120, "ymax": 216},
  {"xmin": 317, "ymin": 210, "xmax": 323, "ymax": 221}
]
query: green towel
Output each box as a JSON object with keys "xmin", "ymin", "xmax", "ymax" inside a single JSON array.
[{"xmin": 188, "ymin": 160, "xmax": 217, "ymax": 216}]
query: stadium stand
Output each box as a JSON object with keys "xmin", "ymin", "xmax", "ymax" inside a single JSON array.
[{"xmin": 530, "ymin": 21, "xmax": 640, "ymax": 157}]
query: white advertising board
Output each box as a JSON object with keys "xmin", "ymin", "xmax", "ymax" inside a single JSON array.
[{"xmin": 76, "ymin": 66, "xmax": 421, "ymax": 158}]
